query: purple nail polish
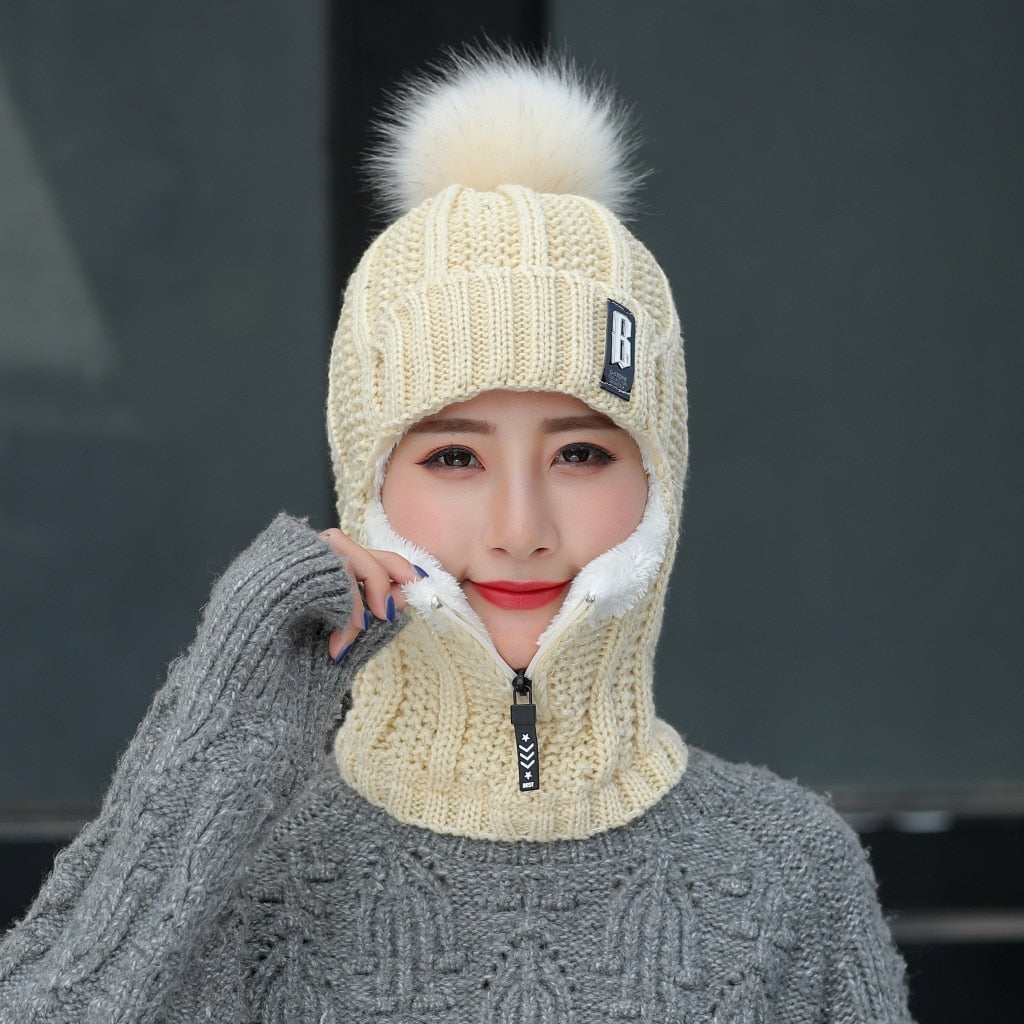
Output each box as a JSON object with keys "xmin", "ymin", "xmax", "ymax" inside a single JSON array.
[
  {"xmin": 362, "ymin": 608, "xmax": 372, "ymax": 631},
  {"xmin": 333, "ymin": 643, "xmax": 353, "ymax": 665},
  {"xmin": 385, "ymin": 595, "xmax": 395, "ymax": 622},
  {"xmin": 413, "ymin": 564, "xmax": 429, "ymax": 578}
]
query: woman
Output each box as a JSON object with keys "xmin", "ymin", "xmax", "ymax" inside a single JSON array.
[{"xmin": 0, "ymin": 51, "xmax": 914, "ymax": 1022}]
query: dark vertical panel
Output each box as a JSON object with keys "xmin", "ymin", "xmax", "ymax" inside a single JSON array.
[{"xmin": 328, "ymin": 0, "xmax": 546, "ymax": 289}]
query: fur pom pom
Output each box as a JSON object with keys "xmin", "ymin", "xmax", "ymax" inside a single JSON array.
[{"xmin": 367, "ymin": 48, "xmax": 644, "ymax": 219}]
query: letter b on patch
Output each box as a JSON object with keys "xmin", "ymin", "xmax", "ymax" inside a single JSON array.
[{"xmin": 601, "ymin": 300, "xmax": 636, "ymax": 401}]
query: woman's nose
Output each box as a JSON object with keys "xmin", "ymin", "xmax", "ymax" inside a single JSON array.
[{"xmin": 483, "ymin": 473, "xmax": 557, "ymax": 559}]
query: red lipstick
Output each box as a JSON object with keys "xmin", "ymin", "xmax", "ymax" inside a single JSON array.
[{"xmin": 470, "ymin": 580, "xmax": 570, "ymax": 611}]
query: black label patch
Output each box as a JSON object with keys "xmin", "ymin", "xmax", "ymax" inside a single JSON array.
[{"xmin": 600, "ymin": 300, "xmax": 636, "ymax": 401}]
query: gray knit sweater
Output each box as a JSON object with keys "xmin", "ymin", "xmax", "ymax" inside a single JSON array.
[{"xmin": 0, "ymin": 515, "xmax": 913, "ymax": 1022}]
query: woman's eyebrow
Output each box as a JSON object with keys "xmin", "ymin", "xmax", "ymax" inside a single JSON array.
[
  {"xmin": 406, "ymin": 412, "xmax": 619, "ymax": 435},
  {"xmin": 542, "ymin": 413, "xmax": 619, "ymax": 433},
  {"xmin": 406, "ymin": 417, "xmax": 494, "ymax": 435}
]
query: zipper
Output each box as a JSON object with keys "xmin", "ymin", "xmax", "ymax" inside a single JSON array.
[
  {"xmin": 510, "ymin": 669, "xmax": 539, "ymax": 792},
  {"xmin": 429, "ymin": 589, "xmax": 597, "ymax": 793},
  {"xmin": 523, "ymin": 591, "xmax": 595, "ymax": 679}
]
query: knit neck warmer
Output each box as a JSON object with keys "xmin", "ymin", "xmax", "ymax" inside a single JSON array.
[{"xmin": 333, "ymin": 491, "xmax": 688, "ymax": 842}]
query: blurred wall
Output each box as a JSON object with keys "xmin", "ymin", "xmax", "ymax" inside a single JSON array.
[
  {"xmin": 552, "ymin": 0, "xmax": 1024, "ymax": 788},
  {"xmin": 0, "ymin": 2, "xmax": 330, "ymax": 802}
]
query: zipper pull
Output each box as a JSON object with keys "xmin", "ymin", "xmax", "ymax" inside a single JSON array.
[{"xmin": 510, "ymin": 669, "xmax": 539, "ymax": 792}]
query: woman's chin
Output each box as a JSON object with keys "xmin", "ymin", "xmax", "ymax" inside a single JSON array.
[
  {"xmin": 492, "ymin": 640, "xmax": 540, "ymax": 671},
  {"xmin": 474, "ymin": 605, "xmax": 562, "ymax": 671}
]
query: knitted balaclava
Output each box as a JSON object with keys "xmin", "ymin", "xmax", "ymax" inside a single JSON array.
[{"xmin": 327, "ymin": 52, "xmax": 689, "ymax": 841}]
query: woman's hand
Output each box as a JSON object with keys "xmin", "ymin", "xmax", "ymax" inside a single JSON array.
[{"xmin": 318, "ymin": 528, "xmax": 424, "ymax": 662}]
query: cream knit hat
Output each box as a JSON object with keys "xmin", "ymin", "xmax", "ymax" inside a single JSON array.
[
  {"xmin": 327, "ymin": 51, "xmax": 689, "ymax": 841},
  {"xmin": 327, "ymin": 52, "xmax": 687, "ymax": 544}
]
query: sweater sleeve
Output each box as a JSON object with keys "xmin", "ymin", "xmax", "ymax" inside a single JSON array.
[
  {"xmin": 813, "ymin": 809, "xmax": 915, "ymax": 1024},
  {"xmin": 0, "ymin": 514, "xmax": 397, "ymax": 1023}
]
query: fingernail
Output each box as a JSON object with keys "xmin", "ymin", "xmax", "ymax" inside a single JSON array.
[
  {"xmin": 362, "ymin": 608, "xmax": 372, "ymax": 631},
  {"xmin": 413, "ymin": 564, "xmax": 429, "ymax": 578},
  {"xmin": 333, "ymin": 643, "xmax": 353, "ymax": 665},
  {"xmin": 385, "ymin": 595, "xmax": 395, "ymax": 622}
]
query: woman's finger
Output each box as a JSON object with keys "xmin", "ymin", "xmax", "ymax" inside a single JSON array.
[
  {"xmin": 327, "ymin": 626, "xmax": 357, "ymax": 663},
  {"xmin": 357, "ymin": 548, "xmax": 426, "ymax": 622},
  {"xmin": 318, "ymin": 530, "xmax": 426, "ymax": 662}
]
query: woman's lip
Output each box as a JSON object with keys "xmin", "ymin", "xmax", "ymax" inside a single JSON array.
[{"xmin": 469, "ymin": 580, "xmax": 570, "ymax": 611}]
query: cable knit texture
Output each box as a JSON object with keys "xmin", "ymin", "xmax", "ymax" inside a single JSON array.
[
  {"xmin": 327, "ymin": 183, "xmax": 688, "ymax": 544},
  {"xmin": 333, "ymin": 586, "xmax": 688, "ymax": 841},
  {"xmin": 326, "ymin": 181, "xmax": 690, "ymax": 838},
  {"xmin": 0, "ymin": 517, "xmax": 913, "ymax": 1022},
  {"xmin": 322, "ymin": 57, "xmax": 689, "ymax": 841}
]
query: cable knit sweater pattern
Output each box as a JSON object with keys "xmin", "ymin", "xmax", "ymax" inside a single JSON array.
[{"xmin": 0, "ymin": 516, "xmax": 913, "ymax": 1023}]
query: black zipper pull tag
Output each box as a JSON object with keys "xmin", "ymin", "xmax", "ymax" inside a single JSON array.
[{"xmin": 510, "ymin": 670, "xmax": 539, "ymax": 792}]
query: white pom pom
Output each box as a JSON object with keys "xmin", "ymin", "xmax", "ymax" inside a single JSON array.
[{"xmin": 368, "ymin": 49, "xmax": 644, "ymax": 220}]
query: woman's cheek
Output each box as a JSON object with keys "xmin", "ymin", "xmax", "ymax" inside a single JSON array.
[{"xmin": 399, "ymin": 490, "xmax": 472, "ymax": 575}]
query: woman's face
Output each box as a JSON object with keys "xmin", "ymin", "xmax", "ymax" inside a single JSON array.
[{"xmin": 381, "ymin": 390, "xmax": 648, "ymax": 668}]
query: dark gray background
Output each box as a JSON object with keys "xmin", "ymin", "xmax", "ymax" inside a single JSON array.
[
  {"xmin": 0, "ymin": 2, "xmax": 329, "ymax": 803},
  {"xmin": 1, "ymin": 0, "xmax": 1021, "ymax": 806},
  {"xmin": 553, "ymin": 0, "xmax": 1023, "ymax": 789}
]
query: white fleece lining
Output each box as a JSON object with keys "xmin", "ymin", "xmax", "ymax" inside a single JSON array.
[
  {"xmin": 364, "ymin": 499, "xmax": 486, "ymax": 634},
  {"xmin": 537, "ymin": 481, "xmax": 669, "ymax": 644},
  {"xmin": 363, "ymin": 449, "xmax": 671, "ymax": 651}
]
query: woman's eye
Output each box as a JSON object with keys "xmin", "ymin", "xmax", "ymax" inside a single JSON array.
[
  {"xmin": 423, "ymin": 446, "xmax": 479, "ymax": 469},
  {"xmin": 556, "ymin": 444, "xmax": 615, "ymax": 465}
]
